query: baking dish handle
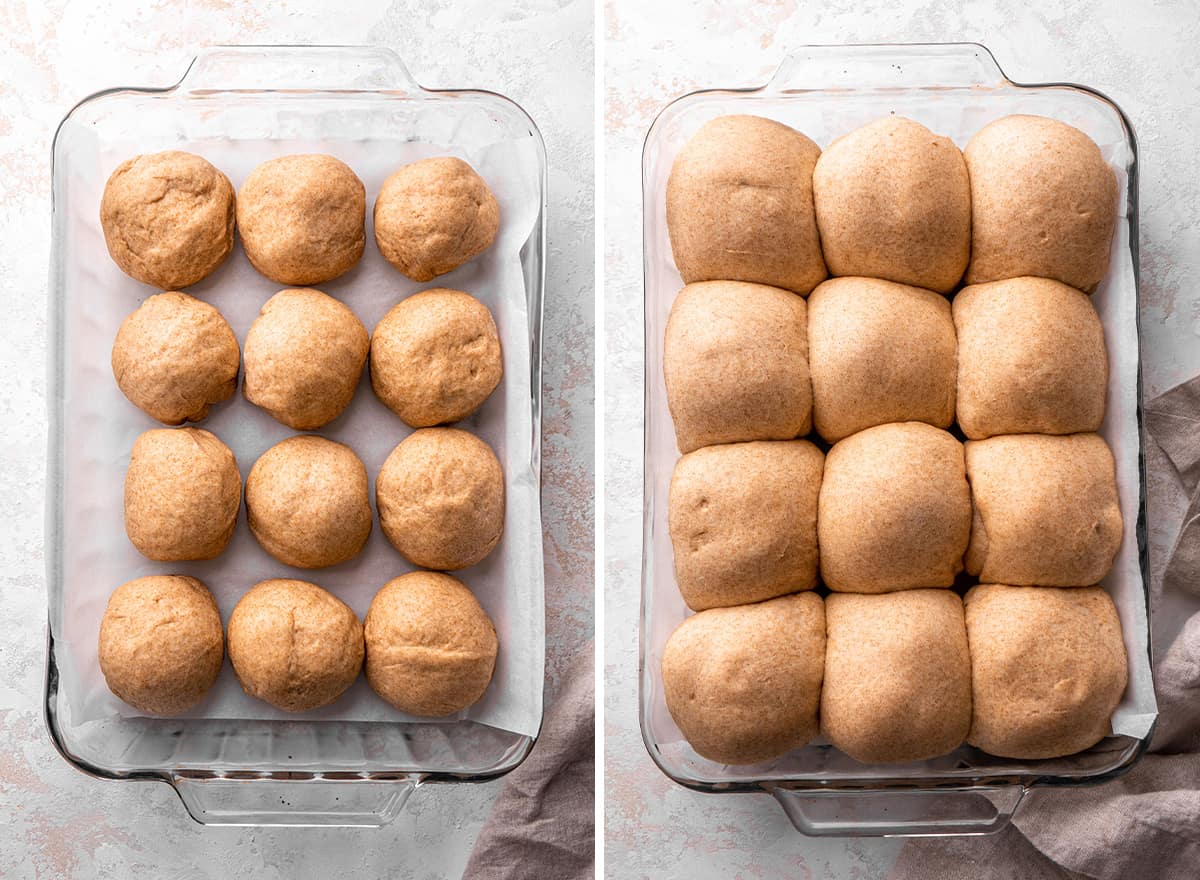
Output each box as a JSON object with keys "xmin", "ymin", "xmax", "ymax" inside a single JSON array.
[
  {"xmin": 171, "ymin": 775, "xmax": 420, "ymax": 827},
  {"xmin": 769, "ymin": 785, "xmax": 1024, "ymax": 837},
  {"xmin": 175, "ymin": 45, "xmax": 421, "ymax": 94},
  {"xmin": 765, "ymin": 42, "xmax": 1009, "ymax": 92}
]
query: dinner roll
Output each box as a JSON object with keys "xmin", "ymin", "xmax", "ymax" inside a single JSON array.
[
  {"xmin": 663, "ymin": 281, "xmax": 811, "ymax": 453},
  {"xmin": 965, "ymin": 433, "xmax": 1123, "ymax": 586},
  {"xmin": 666, "ymin": 115, "xmax": 826, "ymax": 294},
  {"xmin": 818, "ymin": 422, "xmax": 970, "ymax": 592},
  {"xmin": 965, "ymin": 115, "xmax": 1118, "ymax": 292},
  {"xmin": 813, "ymin": 116, "xmax": 970, "ymax": 292},
  {"xmin": 965, "ymin": 584, "xmax": 1128, "ymax": 759}
]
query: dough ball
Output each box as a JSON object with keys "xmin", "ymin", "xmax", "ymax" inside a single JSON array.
[
  {"xmin": 376, "ymin": 428, "xmax": 504, "ymax": 570},
  {"xmin": 813, "ymin": 116, "xmax": 970, "ymax": 292},
  {"xmin": 661, "ymin": 593, "xmax": 825, "ymax": 766},
  {"xmin": 666, "ymin": 115, "xmax": 827, "ymax": 294},
  {"xmin": 954, "ymin": 277, "xmax": 1108, "ymax": 439},
  {"xmin": 965, "ymin": 584, "xmax": 1128, "ymax": 759},
  {"xmin": 99, "ymin": 150, "xmax": 235, "ymax": 289},
  {"xmin": 242, "ymin": 288, "xmax": 369, "ymax": 430},
  {"xmin": 373, "ymin": 157, "xmax": 500, "ymax": 282},
  {"xmin": 237, "ymin": 154, "xmax": 365, "ymax": 285},
  {"xmin": 370, "ymin": 288, "xmax": 502, "ymax": 427},
  {"xmin": 111, "ymin": 291, "xmax": 239, "ymax": 425},
  {"xmin": 664, "ymin": 281, "xmax": 811, "ymax": 453},
  {"xmin": 819, "ymin": 422, "xmax": 970, "ymax": 592},
  {"xmin": 245, "ymin": 435, "xmax": 372, "ymax": 569},
  {"xmin": 808, "ymin": 277, "xmax": 956, "ymax": 443},
  {"xmin": 364, "ymin": 571, "xmax": 498, "ymax": 716},
  {"xmin": 227, "ymin": 579, "xmax": 364, "ymax": 712},
  {"xmin": 669, "ymin": 440, "xmax": 823, "ymax": 611},
  {"xmin": 124, "ymin": 427, "xmax": 241, "ymax": 561},
  {"xmin": 98, "ymin": 575, "xmax": 224, "ymax": 715},
  {"xmin": 965, "ymin": 115, "xmax": 1118, "ymax": 293},
  {"xmin": 965, "ymin": 433, "xmax": 1123, "ymax": 586}
]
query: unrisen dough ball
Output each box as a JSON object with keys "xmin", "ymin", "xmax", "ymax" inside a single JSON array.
[
  {"xmin": 245, "ymin": 436, "xmax": 372, "ymax": 569},
  {"xmin": 98, "ymin": 575, "xmax": 224, "ymax": 715},
  {"xmin": 364, "ymin": 571, "xmax": 498, "ymax": 716},
  {"xmin": 664, "ymin": 281, "xmax": 811, "ymax": 453},
  {"xmin": 373, "ymin": 157, "xmax": 500, "ymax": 282},
  {"xmin": 661, "ymin": 593, "xmax": 825, "ymax": 766},
  {"xmin": 124, "ymin": 428, "xmax": 241, "ymax": 561},
  {"xmin": 237, "ymin": 154, "xmax": 365, "ymax": 285},
  {"xmin": 667, "ymin": 115, "xmax": 827, "ymax": 294},
  {"xmin": 966, "ymin": 584, "xmax": 1127, "ymax": 759},
  {"xmin": 807, "ymin": 277, "xmax": 957, "ymax": 443},
  {"xmin": 242, "ymin": 288, "xmax": 369, "ymax": 430},
  {"xmin": 112, "ymin": 291, "xmax": 239, "ymax": 425},
  {"xmin": 370, "ymin": 288, "xmax": 503, "ymax": 427},
  {"xmin": 100, "ymin": 150, "xmax": 235, "ymax": 289},
  {"xmin": 227, "ymin": 579, "xmax": 364, "ymax": 712}
]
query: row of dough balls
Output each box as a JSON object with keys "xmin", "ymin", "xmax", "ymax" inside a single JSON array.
[
  {"xmin": 101, "ymin": 151, "xmax": 499, "ymax": 289},
  {"xmin": 125, "ymin": 427, "xmax": 504, "ymax": 572},
  {"xmin": 99, "ymin": 571, "xmax": 497, "ymax": 717},
  {"xmin": 662, "ymin": 585, "xmax": 1128, "ymax": 765}
]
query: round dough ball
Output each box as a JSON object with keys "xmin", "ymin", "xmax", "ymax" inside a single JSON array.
[
  {"xmin": 98, "ymin": 575, "xmax": 224, "ymax": 715},
  {"xmin": 227, "ymin": 579, "xmax": 364, "ymax": 712},
  {"xmin": 364, "ymin": 571, "xmax": 498, "ymax": 716},
  {"xmin": 373, "ymin": 157, "xmax": 500, "ymax": 282},
  {"xmin": 822, "ymin": 590, "xmax": 971, "ymax": 764},
  {"xmin": 954, "ymin": 277, "xmax": 1108, "ymax": 439},
  {"xmin": 669, "ymin": 440, "xmax": 823, "ymax": 611},
  {"xmin": 661, "ymin": 593, "xmax": 825, "ymax": 766},
  {"xmin": 242, "ymin": 288, "xmax": 369, "ymax": 430},
  {"xmin": 111, "ymin": 291, "xmax": 239, "ymax": 425},
  {"xmin": 808, "ymin": 277, "xmax": 956, "ymax": 443},
  {"xmin": 245, "ymin": 435, "xmax": 372, "ymax": 569},
  {"xmin": 818, "ymin": 422, "xmax": 970, "ymax": 592},
  {"xmin": 965, "ymin": 433, "xmax": 1123, "ymax": 586},
  {"xmin": 376, "ymin": 428, "xmax": 504, "ymax": 570},
  {"xmin": 664, "ymin": 281, "xmax": 811, "ymax": 453},
  {"xmin": 370, "ymin": 288, "xmax": 503, "ymax": 427},
  {"xmin": 124, "ymin": 427, "xmax": 241, "ymax": 561},
  {"xmin": 965, "ymin": 584, "xmax": 1128, "ymax": 759},
  {"xmin": 813, "ymin": 116, "xmax": 970, "ymax": 293},
  {"xmin": 100, "ymin": 150, "xmax": 235, "ymax": 289},
  {"xmin": 237, "ymin": 154, "xmax": 365, "ymax": 285},
  {"xmin": 667, "ymin": 115, "xmax": 827, "ymax": 294},
  {"xmin": 965, "ymin": 115, "xmax": 1118, "ymax": 293}
]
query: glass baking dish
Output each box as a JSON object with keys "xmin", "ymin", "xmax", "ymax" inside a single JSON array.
[
  {"xmin": 45, "ymin": 46, "xmax": 547, "ymax": 827},
  {"xmin": 640, "ymin": 43, "xmax": 1156, "ymax": 837}
]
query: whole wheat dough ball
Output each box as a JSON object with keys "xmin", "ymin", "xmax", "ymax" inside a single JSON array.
[
  {"xmin": 813, "ymin": 116, "xmax": 970, "ymax": 293},
  {"xmin": 100, "ymin": 150, "xmax": 235, "ymax": 289},
  {"xmin": 237, "ymin": 154, "xmax": 365, "ymax": 285},
  {"xmin": 242, "ymin": 288, "xmax": 369, "ymax": 430},
  {"xmin": 245, "ymin": 436, "xmax": 372, "ymax": 569},
  {"xmin": 376, "ymin": 428, "xmax": 505, "ymax": 570},
  {"xmin": 124, "ymin": 427, "xmax": 241, "ymax": 561},
  {"xmin": 965, "ymin": 584, "xmax": 1128, "ymax": 759},
  {"xmin": 666, "ymin": 115, "xmax": 827, "ymax": 294},
  {"xmin": 668, "ymin": 440, "xmax": 823, "ymax": 611},
  {"xmin": 807, "ymin": 277, "xmax": 957, "ymax": 443},
  {"xmin": 98, "ymin": 575, "xmax": 224, "ymax": 715},
  {"xmin": 373, "ymin": 157, "xmax": 500, "ymax": 282},
  {"xmin": 364, "ymin": 571, "xmax": 498, "ymax": 716},
  {"xmin": 370, "ymin": 288, "xmax": 503, "ymax": 427},
  {"xmin": 661, "ymin": 592, "xmax": 825, "ymax": 766},
  {"xmin": 954, "ymin": 277, "xmax": 1108, "ymax": 439},
  {"xmin": 664, "ymin": 281, "xmax": 811, "ymax": 453},
  {"xmin": 111, "ymin": 291, "xmax": 239, "ymax": 425},
  {"xmin": 965, "ymin": 115, "xmax": 1119, "ymax": 292},
  {"xmin": 819, "ymin": 422, "xmax": 970, "ymax": 592},
  {"xmin": 965, "ymin": 433, "xmax": 1123, "ymax": 586},
  {"xmin": 822, "ymin": 590, "xmax": 971, "ymax": 764},
  {"xmin": 227, "ymin": 578, "xmax": 364, "ymax": 712}
]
